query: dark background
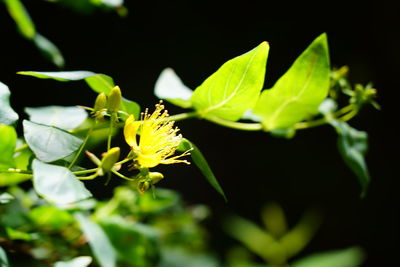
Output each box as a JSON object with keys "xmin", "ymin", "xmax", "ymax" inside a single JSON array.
[{"xmin": 0, "ymin": 1, "xmax": 398, "ymax": 266}]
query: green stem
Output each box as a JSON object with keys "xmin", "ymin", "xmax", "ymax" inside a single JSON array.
[
  {"xmin": 78, "ymin": 173, "xmax": 99, "ymax": 180},
  {"xmin": 2, "ymin": 168, "xmax": 32, "ymax": 175},
  {"xmin": 112, "ymin": 170, "xmax": 135, "ymax": 181},
  {"xmin": 107, "ymin": 113, "xmax": 117, "ymax": 151},
  {"xmin": 167, "ymin": 112, "xmax": 198, "ymax": 122},
  {"xmin": 68, "ymin": 126, "xmax": 94, "ymax": 169},
  {"xmin": 14, "ymin": 144, "xmax": 28, "ymax": 153},
  {"xmin": 205, "ymin": 115, "xmax": 263, "ymax": 131},
  {"xmin": 115, "ymin": 157, "xmax": 133, "ymax": 166},
  {"xmin": 72, "ymin": 168, "xmax": 98, "ymax": 175}
]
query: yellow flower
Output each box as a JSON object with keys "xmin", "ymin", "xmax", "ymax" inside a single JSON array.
[{"xmin": 124, "ymin": 102, "xmax": 191, "ymax": 168}]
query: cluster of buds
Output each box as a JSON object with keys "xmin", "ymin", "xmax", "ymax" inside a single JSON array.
[{"xmin": 92, "ymin": 86, "xmax": 122, "ymax": 121}]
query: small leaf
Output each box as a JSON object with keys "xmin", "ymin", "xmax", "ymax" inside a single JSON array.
[
  {"xmin": 33, "ymin": 33, "xmax": 65, "ymax": 68},
  {"xmin": 0, "ymin": 192, "xmax": 14, "ymax": 204},
  {"xmin": 329, "ymin": 121, "xmax": 370, "ymax": 196},
  {"xmin": 32, "ymin": 160, "xmax": 92, "ymax": 204},
  {"xmin": 178, "ymin": 139, "xmax": 227, "ymax": 201},
  {"xmin": 75, "ymin": 213, "xmax": 117, "ymax": 267},
  {"xmin": 4, "ymin": 0, "xmax": 36, "ymax": 39},
  {"xmin": 23, "ymin": 120, "xmax": 83, "ymax": 162},
  {"xmin": 54, "ymin": 256, "xmax": 92, "ymax": 267},
  {"xmin": 120, "ymin": 98, "xmax": 140, "ymax": 120},
  {"xmin": 25, "ymin": 105, "xmax": 88, "ymax": 130},
  {"xmin": 0, "ymin": 140, "xmax": 32, "ymax": 186},
  {"xmin": 30, "ymin": 206, "xmax": 74, "ymax": 230},
  {"xmin": 85, "ymin": 74, "xmax": 115, "ymax": 94},
  {"xmin": 99, "ymin": 215, "xmax": 159, "ymax": 266},
  {"xmin": 191, "ymin": 42, "xmax": 269, "ymax": 121},
  {"xmin": 0, "ymin": 125, "xmax": 17, "ymax": 170},
  {"xmin": 291, "ymin": 247, "xmax": 365, "ymax": 267},
  {"xmin": 0, "ymin": 81, "xmax": 19, "ymax": 125},
  {"xmin": 155, "ymin": 68, "xmax": 193, "ymax": 108},
  {"xmin": 254, "ymin": 33, "xmax": 330, "ymax": 130},
  {"xmin": 17, "ymin": 70, "xmax": 100, "ymax": 81},
  {"xmin": 0, "ymin": 246, "xmax": 10, "ymax": 267}
]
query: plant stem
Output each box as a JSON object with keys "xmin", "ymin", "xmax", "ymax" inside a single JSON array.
[
  {"xmin": 68, "ymin": 126, "xmax": 94, "ymax": 169},
  {"xmin": 3, "ymin": 168, "xmax": 32, "ymax": 175},
  {"xmin": 107, "ymin": 113, "xmax": 117, "ymax": 151},
  {"xmin": 72, "ymin": 168, "xmax": 98, "ymax": 175},
  {"xmin": 115, "ymin": 157, "xmax": 132, "ymax": 166},
  {"xmin": 14, "ymin": 144, "xmax": 28, "ymax": 153},
  {"xmin": 112, "ymin": 170, "xmax": 135, "ymax": 181},
  {"xmin": 167, "ymin": 111, "xmax": 198, "ymax": 122},
  {"xmin": 205, "ymin": 115, "xmax": 263, "ymax": 131}
]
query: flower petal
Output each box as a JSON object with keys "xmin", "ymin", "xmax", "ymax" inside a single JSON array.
[{"xmin": 123, "ymin": 115, "xmax": 140, "ymax": 148}]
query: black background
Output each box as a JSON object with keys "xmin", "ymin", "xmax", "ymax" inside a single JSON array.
[{"xmin": 0, "ymin": 1, "xmax": 398, "ymax": 266}]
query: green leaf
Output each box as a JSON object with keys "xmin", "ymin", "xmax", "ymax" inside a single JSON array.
[
  {"xmin": 30, "ymin": 206, "xmax": 74, "ymax": 230},
  {"xmin": 0, "ymin": 246, "xmax": 10, "ymax": 267},
  {"xmin": 0, "ymin": 140, "xmax": 32, "ymax": 186},
  {"xmin": 0, "ymin": 192, "xmax": 14, "ymax": 204},
  {"xmin": 0, "ymin": 125, "xmax": 17, "ymax": 170},
  {"xmin": 17, "ymin": 71, "xmax": 140, "ymax": 117},
  {"xmin": 32, "ymin": 160, "xmax": 92, "ymax": 204},
  {"xmin": 155, "ymin": 68, "xmax": 193, "ymax": 108},
  {"xmin": 23, "ymin": 120, "xmax": 83, "ymax": 162},
  {"xmin": 75, "ymin": 213, "xmax": 117, "ymax": 267},
  {"xmin": 254, "ymin": 33, "xmax": 330, "ymax": 130},
  {"xmin": 54, "ymin": 256, "xmax": 92, "ymax": 267},
  {"xmin": 85, "ymin": 74, "xmax": 115, "ymax": 94},
  {"xmin": 99, "ymin": 215, "xmax": 159, "ymax": 266},
  {"xmin": 178, "ymin": 139, "xmax": 227, "ymax": 201},
  {"xmin": 329, "ymin": 121, "xmax": 370, "ymax": 196},
  {"xmin": 120, "ymin": 98, "xmax": 141, "ymax": 120},
  {"xmin": 191, "ymin": 42, "xmax": 269, "ymax": 121},
  {"xmin": 33, "ymin": 33, "xmax": 65, "ymax": 68},
  {"xmin": 291, "ymin": 247, "xmax": 365, "ymax": 267},
  {"xmin": 17, "ymin": 70, "xmax": 101, "ymax": 81},
  {"xmin": 5, "ymin": 227, "xmax": 35, "ymax": 241},
  {"xmin": 0, "ymin": 81, "xmax": 19, "ymax": 125},
  {"xmin": 4, "ymin": 0, "xmax": 36, "ymax": 39},
  {"xmin": 159, "ymin": 247, "xmax": 219, "ymax": 267},
  {"xmin": 25, "ymin": 106, "xmax": 88, "ymax": 130}
]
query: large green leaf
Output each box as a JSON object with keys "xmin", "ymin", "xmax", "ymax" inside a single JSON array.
[
  {"xmin": 0, "ymin": 140, "xmax": 32, "ymax": 186},
  {"xmin": 4, "ymin": 0, "xmax": 36, "ymax": 39},
  {"xmin": 0, "ymin": 81, "xmax": 19, "ymax": 125},
  {"xmin": 330, "ymin": 121, "xmax": 370, "ymax": 196},
  {"xmin": 54, "ymin": 256, "xmax": 92, "ymax": 267},
  {"xmin": 99, "ymin": 215, "xmax": 159, "ymax": 266},
  {"xmin": 178, "ymin": 139, "xmax": 227, "ymax": 201},
  {"xmin": 191, "ymin": 42, "xmax": 269, "ymax": 121},
  {"xmin": 0, "ymin": 246, "xmax": 10, "ymax": 267},
  {"xmin": 23, "ymin": 120, "xmax": 83, "ymax": 162},
  {"xmin": 155, "ymin": 68, "xmax": 193, "ymax": 108},
  {"xmin": 291, "ymin": 247, "xmax": 364, "ymax": 267},
  {"xmin": 32, "ymin": 160, "xmax": 92, "ymax": 204},
  {"xmin": 25, "ymin": 105, "xmax": 88, "ymax": 130},
  {"xmin": 33, "ymin": 33, "xmax": 65, "ymax": 68},
  {"xmin": 0, "ymin": 125, "xmax": 17, "ymax": 170},
  {"xmin": 17, "ymin": 71, "xmax": 140, "ymax": 118},
  {"xmin": 254, "ymin": 33, "xmax": 330, "ymax": 130},
  {"xmin": 29, "ymin": 205, "xmax": 74, "ymax": 230},
  {"xmin": 75, "ymin": 213, "xmax": 117, "ymax": 267}
]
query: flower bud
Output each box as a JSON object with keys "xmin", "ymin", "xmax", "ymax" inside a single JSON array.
[
  {"xmin": 107, "ymin": 86, "xmax": 122, "ymax": 113},
  {"xmin": 94, "ymin": 92, "xmax": 108, "ymax": 112},
  {"xmin": 149, "ymin": 172, "xmax": 164, "ymax": 184},
  {"xmin": 137, "ymin": 180, "xmax": 150, "ymax": 194},
  {"xmin": 100, "ymin": 147, "xmax": 121, "ymax": 174},
  {"xmin": 85, "ymin": 150, "xmax": 101, "ymax": 166}
]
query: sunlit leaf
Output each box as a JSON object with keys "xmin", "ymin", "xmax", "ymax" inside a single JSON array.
[
  {"xmin": 329, "ymin": 121, "xmax": 369, "ymax": 196},
  {"xmin": 85, "ymin": 74, "xmax": 115, "ymax": 94},
  {"xmin": 99, "ymin": 215, "xmax": 159, "ymax": 266},
  {"xmin": 178, "ymin": 138, "xmax": 227, "ymax": 201},
  {"xmin": 30, "ymin": 206, "xmax": 74, "ymax": 230},
  {"xmin": 4, "ymin": 0, "xmax": 35, "ymax": 39},
  {"xmin": 32, "ymin": 160, "xmax": 92, "ymax": 205},
  {"xmin": 0, "ymin": 246, "xmax": 10, "ymax": 267},
  {"xmin": 25, "ymin": 106, "xmax": 88, "ymax": 130},
  {"xmin": 191, "ymin": 42, "xmax": 269, "ymax": 121},
  {"xmin": 75, "ymin": 213, "xmax": 117, "ymax": 267},
  {"xmin": 120, "ymin": 98, "xmax": 141, "ymax": 120},
  {"xmin": 33, "ymin": 33, "xmax": 65, "ymax": 68},
  {"xmin": 0, "ymin": 81, "xmax": 19, "ymax": 125},
  {"xmin": 159, "ymin": 247, "xmax": 219, "ymax": 267},
  {"xmin": 17, "ymin": 70, "xmax": 100, "ymax": 81},
  {"xmin": 23, "ymin": 120, "xmax": 83, "ymax": 162},
  {"xmin": 0, "ymin": 192, "xmax": 14, "ymax": 204},
  {"xmin": 254, "ymin": 33, "xmax": 330, "ymax": 130},
  {"xmin": 155, "ymin": 68, "xmax": 193, "ymax": 108},
  {"xmin": 291, "ymin": 247, "xmax": 365, "ymax": 267},
  {"xmin": 0, "ymin": 125, "xmax": 17, "ymax": 170},
  {"xmin": 54, "ymin": 256, "xmax": 92, "ymax": 267},
  {"xmin": 0, "ymin": 140, "xmax": 32, "ymax": 186}
]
